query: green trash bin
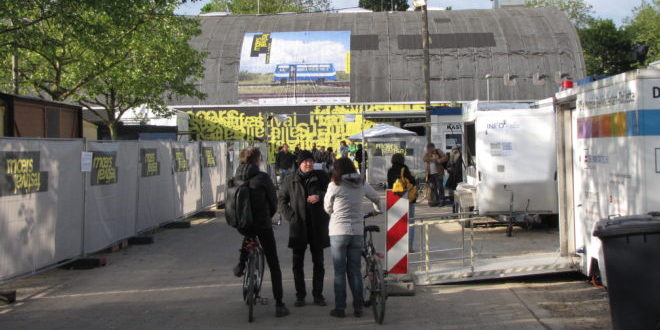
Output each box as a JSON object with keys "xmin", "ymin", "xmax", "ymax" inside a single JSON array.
[{"xmin": 593, "ymin": 214, "xmax": 660, "ymax": 330}]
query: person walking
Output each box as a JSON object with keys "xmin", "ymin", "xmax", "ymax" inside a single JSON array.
[
  {"xmin": 275, "ymin": 143, "xmax": 296, "ymax": 185},
  {"xmin": 278, "ymin": 150, "xmax": 330, "ymax": 307},
  {"xmin": 423, "ymin": 143, "xmax": 448, "ymax": 206},
  {"xmin": 387, "ymin": 153, "xmax": 417, "ymax": 251},
  {"xmin": 231, "ymin": 147, "xmax": 289, "ymax": 317},
  {"xmin": 348, "ymin": 141, "xmax": 358, "ymax": 160},
  {"xmin": 323, "ymin": 157, "xmax": 381, "ymax": 318}
]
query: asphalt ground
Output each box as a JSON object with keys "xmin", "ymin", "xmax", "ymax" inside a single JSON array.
[{"xmin": 0, "ymin": 203, "xmax": 611, "ymax": 329}]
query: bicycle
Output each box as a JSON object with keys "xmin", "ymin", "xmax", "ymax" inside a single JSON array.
[
  {"xmin": 242, "ymin": 237, "xmax": 265, "ymax": 323},
  {"xmin": 362, "ymin": 212, "xmax": 387, "ymax": 324}
]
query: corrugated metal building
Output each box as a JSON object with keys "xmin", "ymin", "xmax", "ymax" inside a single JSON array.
[{"xmin": 169, "ymin": 7, "xmax": 585, "ymax": 106}]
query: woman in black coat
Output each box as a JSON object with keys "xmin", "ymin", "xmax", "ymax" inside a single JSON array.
[{"xmin": 278, "ymin": 150, "xmax": 330, "ymax": 307}]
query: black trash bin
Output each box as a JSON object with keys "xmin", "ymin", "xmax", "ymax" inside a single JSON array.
[{"xmin": 593, "ymin": 215, "xmax": 660, "ymax": 330}]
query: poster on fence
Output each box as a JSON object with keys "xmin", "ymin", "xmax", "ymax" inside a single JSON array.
[
  {"xmin": 0, "ymin": 151, "xmax": 49, "ymax": 196},
  {"xmin": 202, "ymin": 147, "xmax": 217, "ymax": 168},
  {"xmin": 172, "ymin": 148, "xmax": 189, "ymax": 172},
  {"xmin": 140, "ymin": 148, "xmax": 160, "ymax": 177},
  {"xmin": 91, "ymin": 151, "xmax": 118, "ymax": 185}
]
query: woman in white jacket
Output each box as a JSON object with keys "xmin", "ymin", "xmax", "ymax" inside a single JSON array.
[{"xmin": 323, "ymin": 157, "xmax": 381, "ymax": 318}]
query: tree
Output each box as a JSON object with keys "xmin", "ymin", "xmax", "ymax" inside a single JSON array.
[
  {"xmin": 358, "ymin": 0, "xmax": 409, "ymax": 12},
  {"xmin": 200, "ymin": 0, "xmax": 331, "ymax": 14},
  {"xmin": 0, "ymin": 1, "xmax": 206, "ymax": 139},
  {"xmin": 525, "ymin": 0, "xmax": 594, "ymax": 28},
  {"xmin": 579, "ymin": 19, "xmax": 635, "ymax": 76},
  {"xmin": 77, "ymin": 6, "xmax": 206, "ymax": 139},
  {"xmin": 625, "ymin": 0, "xmax": 660, "ymax": 66}
]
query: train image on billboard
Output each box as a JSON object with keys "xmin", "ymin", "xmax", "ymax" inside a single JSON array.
[{"xmin": 273, "ymin": 63, "xmax": 336, "ymax": 84}]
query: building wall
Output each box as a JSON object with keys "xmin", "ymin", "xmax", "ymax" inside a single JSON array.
[{"xmin": 169, "ymin": 7, "xmax": 585, "ymax": 106}]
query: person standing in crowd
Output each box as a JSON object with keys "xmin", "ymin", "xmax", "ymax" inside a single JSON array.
[
  {"xmin": 387, "ymin": 153, "xmax": 417, "ymax": 252},
  {"xmin": 339, "ymin": 141, "xmax": 349, "ymax": 158},
  {"xmin": 354, "ymin": 144, "xmax": 366, "ymax": 173},
  {"xmin": 348, "ymin": 141, "xmax": 358, "ymax": 160},
  {"xmin": 275, "ymin": 143, "xmax": 296, "ymax": 185},
  {"xmin": 278, "ymin": 150, "xmax": 330, "ymax": 307},
  {"xmin": 294, "ymin": 144, "xmax": 302, "ymax": 159},
  {"xmin": 445, "ymin": 146, "xmax": 464, "ymax": 213},
  {"xmin": 423, "ymin": 143, "xmax": 448, "ymax": 207},
  {"xmin": 325, "ymin": 147, "xmax": 336, "ymax": 173},
  {"xmin": 318, "ymin": 146, "xmax": 328, "ymax": 167},
  {"xmin": 231, "ymin": 147, "xmax": 289, "ymax": 317},
  {"xmin": 311, "ymin": 143, "xmax": 320, "ymax": 162},
  {"xmin": 324, "ymin": 157, "xmax": 381, "ymax": 318}
]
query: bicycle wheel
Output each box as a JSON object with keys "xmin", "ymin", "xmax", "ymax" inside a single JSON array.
[
  {"xmin": 246, "ymin": 254, "xmax": 256, "ymax": 323},
  {"xmin": 255, "ymin": 246, "xmax": 265, "ymax": 295},
  {"xmin": 362, "ymin": 256, "xmax": 373, "ymax": 308},
  {"xmin": 371, "ymin": 260, "xmax": 386, "ymax": 324}
]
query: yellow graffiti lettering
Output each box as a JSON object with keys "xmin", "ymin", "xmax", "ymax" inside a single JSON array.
[
  {"xmin": 6, "ymin": 158, "xmax": 33, "ymax": 174},
  {"xmin": 97, "ymin": 168, "xmax": 117, "ymax": 182},
  {"xmin": 12, "ymin": 172, "xmax": 41, "ymax": 193},
  {"xmin": 186, "ymin": 103, "xmax": 451, "ymax": 163},
  {"xmin": 93, "ymin": 157, "xmax": 113, "ymax": 169}
]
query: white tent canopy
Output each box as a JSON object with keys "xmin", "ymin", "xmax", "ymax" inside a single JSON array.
[{"xmin": 348, "ymin": 123, "xmax": 417, "ymax": 141}]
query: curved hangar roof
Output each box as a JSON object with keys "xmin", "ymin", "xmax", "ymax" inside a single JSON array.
[{"xmin": 173, "ymin": 7, "xmax": 585, "ymax": 105}]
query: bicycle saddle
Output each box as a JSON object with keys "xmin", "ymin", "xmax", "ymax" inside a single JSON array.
[{"xmin": 364, "ymin": 225, "xmax": 380, "ymax": 232}]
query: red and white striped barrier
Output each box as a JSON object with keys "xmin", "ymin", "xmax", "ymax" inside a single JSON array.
[{"xmin": 386, "ymin": 190, "xmax": 409, "ymax": 274}]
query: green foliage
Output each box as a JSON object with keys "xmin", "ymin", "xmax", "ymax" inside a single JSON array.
[
  {"xmin": 0, "ymin": 0, "xmax": 206, "ymax": 139},
  {"xmin": 200, "ymin": 0, "xmax": 330, "ymax": 14},
  {"xmin": 625, "ymin": 0, "xmax": 660, "ymax": 66},
  {"xmin": 579, "ymin": 19, "xmax": 635, "ymax": 76},
  {"xmin": 525, "ymin": 0, "xmax": 593, "ymax": 28},
  {"xmin": 358, "ymin": 0, "xmax": 409, "ymax": 11}
]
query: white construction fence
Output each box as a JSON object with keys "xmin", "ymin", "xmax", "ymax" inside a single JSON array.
[{"xmin": 0, "ymin": 138, "xmax": 229, "ymax": 282}]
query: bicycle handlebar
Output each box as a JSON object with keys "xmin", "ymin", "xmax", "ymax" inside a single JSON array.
[{"xmin": 364, "ymin": 211, "xmax": 381, "ymax": 219}]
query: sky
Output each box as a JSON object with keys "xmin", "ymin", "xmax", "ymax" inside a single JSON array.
[{"xmin": 175, "ymin": 0, "xmax": 644, "ymax": 26}]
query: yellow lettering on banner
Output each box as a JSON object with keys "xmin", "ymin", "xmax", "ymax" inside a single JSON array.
[
  {"xmin": 147, "ymin": 161, "xmax": 158, "ymax": 175},
  {"xmin": 375, "ymin": 143, "xmax": 407, "ymax": 155},
  {"xmin": 12, "ymin": 172, "xmax": 41, "ymax": 193},
  {"xmin": 98, "ymin": 168, "xmax": 117, "ymax": 182},
  {"xmin": 186, "ymin": 103, "xmax": 452, "ymax": 163},
  {"xmin": 93, "ymin": 156, "xmax": 113, "ymax": 169},
  {"xmin": 6, "ymin": 158, "xmax": 34, "ymax": 174}
]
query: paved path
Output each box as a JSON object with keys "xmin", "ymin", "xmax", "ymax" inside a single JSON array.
[{"xmin": 0, "ymin": 208, "xmax": 610, "ymax": 329}]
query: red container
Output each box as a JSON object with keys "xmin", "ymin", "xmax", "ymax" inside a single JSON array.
[{"xmin": 562, "ymin": 80, "xmax": 574, "ymax": 89}]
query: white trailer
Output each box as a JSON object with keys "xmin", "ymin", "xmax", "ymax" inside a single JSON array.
[
  {"xmin": 460, "ymin": 100, "xmax": 558, "ymax": 231},
  {"xmin": 555, "ymin": 68, "xmax": 660, "ymax": 284}
]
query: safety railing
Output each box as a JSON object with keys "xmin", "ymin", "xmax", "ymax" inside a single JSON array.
[{"xmin": 410, "ymin": 213, "xmax": 491, "ymax": 281}]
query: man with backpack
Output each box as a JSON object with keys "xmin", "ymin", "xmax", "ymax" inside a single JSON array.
[{"xmin": 227, "ymin": 147, "xmax": 289, "ymax": 318}]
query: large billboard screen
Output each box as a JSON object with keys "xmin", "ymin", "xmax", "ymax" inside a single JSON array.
[{"xmin": 238, "ymin": 31, "xmax": 351, "ymax": 105}]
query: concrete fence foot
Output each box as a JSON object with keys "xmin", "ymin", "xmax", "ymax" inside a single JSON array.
[
  {"xmin": 163, "ymin": 222, "xmax": 191, "ymax": 229},
  {"xmin": 0, "ymin": 290, "xmax": 17, "ymax": 304},
  {"xmin": 128, "ymin": 236, "xmax": 154, "ymax": 245},
  {"xmin": 60, "ymin": 257, "xmax": 107, "ymax": 270}
]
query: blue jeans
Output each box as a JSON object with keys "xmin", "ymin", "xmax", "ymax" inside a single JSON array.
[
  {"xmin": 330, "ymin": 235, "xmax": 364, "ymax": 311},
  {"xmin": 409, "ymin": 202, "xmax": 416, "ymax": 251},
  {"xmin": 279, "ymin": 168, "xmax": 293, "ymax": 185}
]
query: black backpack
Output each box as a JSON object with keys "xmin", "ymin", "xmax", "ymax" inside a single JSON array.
[{"xmin": 225, "ymin": 178, "xmax": 254, "ymax": 233}]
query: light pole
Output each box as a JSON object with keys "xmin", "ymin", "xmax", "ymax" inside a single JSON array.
[
  {"xmin": 414, "ymin": 0, "xmax": 432, "ymax": 144},
  {"xmin": 485, "ymin": 74, "xmax": 492, "ymax": 102}
]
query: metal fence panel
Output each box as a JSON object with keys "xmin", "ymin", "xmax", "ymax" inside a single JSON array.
[
  {"xmin": 135, "ymin": 140, "xmax": 176, "ymax": 232},
  {"xmin": 84, "ymin": 141, "xmax": 139, "ymax": 254},
  {"xmin": 171, "ymin": 141, "xmax": 202, "ymax": 218},
  {"xmin": 0, "ymin": 138, "xmax": 84, "ymax": 280},
  {"xmin": 200, "ymin": 141, "xmax": 227, "ymax": 207}
]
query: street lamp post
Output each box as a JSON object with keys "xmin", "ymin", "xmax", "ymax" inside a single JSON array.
[{"xmin": 414, "ymin": 0, "xmax": 432, "ymax": 144}]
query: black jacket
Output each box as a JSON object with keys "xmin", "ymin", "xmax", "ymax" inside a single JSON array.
[
  {"xmin": 275, "ymin": 151, "xmax": 296, "ymax": 170},
  {"xmin": 233, "ymin": 163, "xmax": 277, "ymax": 230},
  {"xmin": 387, "ymin": 163, "xmax": 416, "ymax": 189},
  {"xmin": 278, "ymin": 170, "xmax": 330, "ymax": 250},
  {"xmin": 445, "ymin": 156, "xmax": 464, "ymax": 190}
]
